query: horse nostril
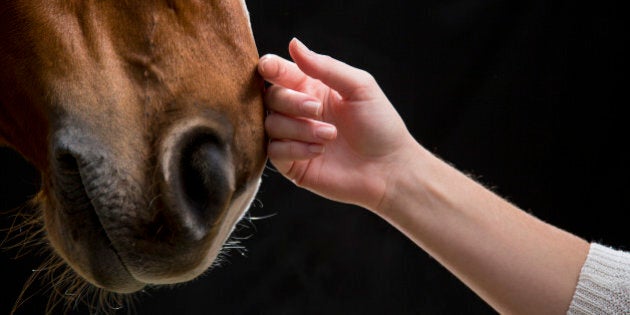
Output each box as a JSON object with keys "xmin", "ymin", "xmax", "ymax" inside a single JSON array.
[
  {"xmin": 56, "ymin": 152, "xmax": 80, "ymax": 177},
  {"xmin": 177, "ymin": 132, "xmax": 233, "ymax": 228}
]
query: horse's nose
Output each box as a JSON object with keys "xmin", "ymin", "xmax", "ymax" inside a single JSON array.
[
  {"xmin": 164, "ymin": 126, "xmax": 235, "ymax": 240},
  {"xmin": 47, "ymin": 122, "xmax": 243, "ymax": 286}
]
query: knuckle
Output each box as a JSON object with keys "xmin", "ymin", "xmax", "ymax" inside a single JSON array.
[
  {"xmin": 357, "ymin": 69, "xmax": 376, "ymax": 86},
  {"xmin": 350, "ymin": 70, "xmax": 378, "ymax": 99},
  {"xmin": 288, "ymin": 142, "xmax": 299, "ymax": 157}
]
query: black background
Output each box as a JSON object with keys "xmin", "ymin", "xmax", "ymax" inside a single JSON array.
[{"xmin": 1, "ymin": 1, "xmax": 628, "ymax": 314}]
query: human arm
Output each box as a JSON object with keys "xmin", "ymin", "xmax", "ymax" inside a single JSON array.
[{"xmin": 259, "ymin": 38, "xmax": 591, "ymax": 314}]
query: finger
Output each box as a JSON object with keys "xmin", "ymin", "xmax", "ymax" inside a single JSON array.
[
  {"xmin": 268, "ymin": 140, "xmax": 325, "ymax": 161},
  {"xmin": 258, "ymin": 54, "xmax": 312, "ymax": 91},
  {"xmin": 265, "ymin": 85, "xmax": 322, "ymax": 118},
  {"xmin": 266, "ymin": 113, "xmax": 337, "ymax": 143},
  {"xmin": 288, "ymin": 38, "xmax": 380, "ymax": 100}
]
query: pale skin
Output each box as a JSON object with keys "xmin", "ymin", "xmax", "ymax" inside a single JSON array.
[{"xmin": 259, "ymin": 38, "xmax": 590, "ymax": 315}]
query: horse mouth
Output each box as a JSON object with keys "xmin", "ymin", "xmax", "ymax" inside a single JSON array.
[{"xmin": 52, "ymin": 151, "xmax": 145, "ymax": 293}]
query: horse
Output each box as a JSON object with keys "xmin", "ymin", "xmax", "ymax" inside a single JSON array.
[{"xmin": 0, "ymin": 0, "xmax": 266, "ymax": 312}]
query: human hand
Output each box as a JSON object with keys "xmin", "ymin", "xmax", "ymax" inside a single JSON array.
[{"xmin": 259, "ymin": 38, "xmax": 420, "ymax": 210}]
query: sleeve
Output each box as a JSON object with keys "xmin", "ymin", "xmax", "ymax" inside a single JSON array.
[{"xmin": 567, "ymin": 243, "xmax": 630, "ymax": 314}]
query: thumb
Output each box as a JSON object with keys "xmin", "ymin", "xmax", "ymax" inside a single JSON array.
[{"xmin": 288, "ymin": 38, "xmax": 379, "ymax": 100}]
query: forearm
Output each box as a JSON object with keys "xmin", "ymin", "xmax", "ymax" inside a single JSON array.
[{"xmin": 373, "ymin": 143, "xmax": 590, "ymax": 315}]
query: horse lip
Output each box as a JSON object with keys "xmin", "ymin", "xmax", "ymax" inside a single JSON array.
[
  {"xmin": 54, "ymin": 150, "xmax": 102, "ymax": 214},
  {"xmin": 51, "ymin": 147, "xmax": 146, "ymax": 292},
  {"xmin": 73, "ymin": 165, "xmax": 147, "ymax": 289}
]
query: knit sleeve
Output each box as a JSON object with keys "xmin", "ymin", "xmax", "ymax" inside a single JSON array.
[{"xmin": 567, "ymin": 243, "xmax": 630, "ymax": 314}]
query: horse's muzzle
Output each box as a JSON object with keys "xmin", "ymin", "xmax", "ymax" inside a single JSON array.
[{"xmin": 46, "ymin": 119, "xmax": 243, "ymax": 292}]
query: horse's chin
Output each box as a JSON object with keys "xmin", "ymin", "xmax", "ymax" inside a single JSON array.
[
  {"xmin": 42, "ymin": 192, "xmax": 146, "ymax": 294},
  {"xmin": 42, "ymin": 174, "xmax": 261, "ymax": 294}
]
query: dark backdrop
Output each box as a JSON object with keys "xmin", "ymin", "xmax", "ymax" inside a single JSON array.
[{"xmin": 1, "ymin": 1, "xmax": 627, "ymax": 314}]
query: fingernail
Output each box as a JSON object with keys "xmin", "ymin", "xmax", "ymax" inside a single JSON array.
[
  {"xmin": 308, "ymin": 144, "xmax": 325, "ymax": 154},
  {"xmin": 292, "ymin": 38, "xmax": 314, "ymax": 56},
  {"xmin": 259, "ymin": 55, "xmax": 271, "ymax": 74},
  {"xmin": 316, "ymin": 125, "xmax": 337, "ymax": 140},
  {"xmin": 260, "ymin": 55, "xmax": 281, "ymax": 77},
  {"xmin": 302, "ymin": 101, "xmax": 321, "ymax": 117}
]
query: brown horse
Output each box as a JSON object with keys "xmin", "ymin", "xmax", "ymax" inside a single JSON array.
[{"xmin": 0, "ymin": 0, "xmax": 266, "ymax": 312}]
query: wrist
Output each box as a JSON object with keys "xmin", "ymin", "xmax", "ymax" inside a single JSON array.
[{"xmin": 371, "ymin": 140, "xmax": 434, "ymax": 215}]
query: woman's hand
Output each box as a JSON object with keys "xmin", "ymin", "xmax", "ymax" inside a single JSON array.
[{"xmin": 259, "ymin": 38, "xmax": 418, "ymax": 210}]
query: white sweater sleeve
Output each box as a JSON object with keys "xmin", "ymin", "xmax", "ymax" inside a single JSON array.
[{"xmin": 567, "ymin": 243, "xmax": 630, "ymax": 314}]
